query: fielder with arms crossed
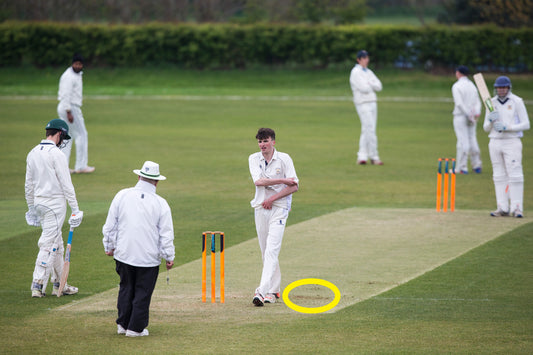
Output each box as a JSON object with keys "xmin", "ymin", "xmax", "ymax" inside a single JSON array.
[
  {"xmin": 483, "ymin": 76, "xmax": 530, "ymax": 217},
  {"xmin": 350, "ymin": 50, "xmax": 383, "ymax": 165},
  {"xmin": 249, "ymin": 128, "xmax": 299, "ymax": 306}
]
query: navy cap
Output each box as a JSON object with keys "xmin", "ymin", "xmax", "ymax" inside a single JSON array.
[
  {"xmin": 72, "ymin": 53, "xmax": 84, "ymax": 64},
  {"xmin": 357, "ymin": 50, "xmax": 369, "ymax": 59},
  {"xmin": 456, "ymin": 65, "xmax": 469, "ymax": 75}
]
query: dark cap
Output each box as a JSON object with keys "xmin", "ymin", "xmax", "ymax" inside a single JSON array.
[
  {"xmin": 357, "ymin": 50, "xmax": 369, "ymax": 59},
  {"xmin": 72, "ymin": 53, "xmax": 84, "ymax": 64},
  {"xmin": 45, "ymin": 118, "xmax": 71, "ymax": 140},
  {"xmin": 456, "ymin": 65, "xmax": 469, "ymax": 75}
]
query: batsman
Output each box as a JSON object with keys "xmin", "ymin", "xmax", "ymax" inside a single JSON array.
[
  {"xmin": 483, "ymin": 76, "xmax": 530, "ymax": 217},
  {"xmin": 25, "ymin": 119, "xmax": 84, "ymax": 298}
]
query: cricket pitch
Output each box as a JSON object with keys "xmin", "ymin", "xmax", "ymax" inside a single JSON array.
[{"xmin": 57, "ymin": 207, "xmax": 529, "ymax": 323}]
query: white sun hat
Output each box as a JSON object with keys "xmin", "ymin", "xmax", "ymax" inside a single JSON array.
[{"xmin": 133, "ymin": 161, "xmax": 167, "ymax": 180}]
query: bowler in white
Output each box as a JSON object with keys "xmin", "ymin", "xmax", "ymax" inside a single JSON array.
[{"xmin": 249, "ymin": 128, "xmax": 299, "ymax": 306}]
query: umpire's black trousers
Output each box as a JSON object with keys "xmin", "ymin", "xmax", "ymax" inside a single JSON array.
[{"xmin": 115, "ymin": 260, "xmax": 159, "ymax": 333}]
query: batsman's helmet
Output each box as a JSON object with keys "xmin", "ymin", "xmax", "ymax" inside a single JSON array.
[
  {"xmin": 45, "ymin": 119, "xmax": 71, "ymax": 140},
  {"xmin": 494, "ymin": 76, "xmax": 512, "ymax": 88}
]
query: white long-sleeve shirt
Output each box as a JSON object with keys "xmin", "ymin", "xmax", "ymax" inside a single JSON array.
[
  {"xmin": 452, "ymin": 76, "xmax": 481, "ymax": 117},
  {"xmin": 483, "ymin": 92, "xmax": 530, "ymax": 139},
  {"xmin": 58, "ymin": 66, "xmax": 83, "ymax": 110},
  {"xmin": 249, "ymin": 149, "xmax": 299, "ymax": 210},
  {"xmin": 349, "ymin": 64, "xmax": 382, "ymax": 105},
  {"xmin": 25, "ymin": 139, "xmax": 79, "ymax": 211},
  {"xmin": 102, "ymin": 180, "xmax": 175, "ymax": 267}
]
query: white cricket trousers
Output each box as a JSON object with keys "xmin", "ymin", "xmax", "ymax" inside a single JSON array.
[
  {"xmin": 453, "ymin": 114, "xmax": 481, "ymax": 172},
  {"xmin": 32, "ymin": 197, "xmax": 66, "ymax": 291},
  {"xmin": 489, "ymin": 138, "xmax": 524, "ymax": 213},
  {"xmin": 57, "ymin": 104, "xmax": 89, "ymax": 171},
  {"xmin": 254, "ymin": 206, "xmax": 289, "ymax": 296},
  {"xmin": 354, "ymin": 101, "xmax": 380, "ymax": 161}
]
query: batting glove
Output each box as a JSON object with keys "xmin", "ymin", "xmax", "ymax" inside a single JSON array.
[
  {"xmin": 493, "ymin": 121, "xmax": 506, "ymax": 132},
  {"xmin": 25, "ymin": 206, "xmax": 40, "ymax": 227},
  {"xmin": 68, "ymin": 210, "xmax": 84, "ymax": 227},
  {"xmin": 488, "ymin": 111, "xmax": 499, "ymax": 122}
]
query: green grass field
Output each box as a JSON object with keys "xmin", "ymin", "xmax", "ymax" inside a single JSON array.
[{"xmin": 1, "ymin": 67, "xmax": 532, "ymax": 354}]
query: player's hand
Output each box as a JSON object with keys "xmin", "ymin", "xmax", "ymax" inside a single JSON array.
[
  {"xmin": 68, "ymin": 210, "xmax": 84, "ymax": 227},
  {"xmin": 67, "ymin": 111, "xmax": 74, "ymax": 123},
  {"xmin": 488, "ymin": 111, "xmax": 499, "ymax": 122},
  {"xmin": 468, "ymin": 115, "xmax": 477, "ymax": 124},
  {"xmin": 166, "ymin": 260, "xmax": 174, "ymax": 270},
  {"xmin": 25, "ymin": 207, "xmax": 40, "ymax": 227},
  {"xmin": 262, "ymin": 199, "xmax": 274, "ymax": 210},
  {"xmin": 105, "ymin": 249, "xmax": 114, "ymax": 256},
  {"xmin": 493, "ymin": 121, "xmax": 506, "ymax": 132}
]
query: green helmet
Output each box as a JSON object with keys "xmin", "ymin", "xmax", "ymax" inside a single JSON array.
[{"xmin": 45, "ymin": 119, "xmax": 71, "ymax": 140}]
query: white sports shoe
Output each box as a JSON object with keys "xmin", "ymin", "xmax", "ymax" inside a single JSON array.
[
  {"xmin": 52, "ymin": 284, "xmax": 79, "ymax": 296},
  {"xmin": 73, "ymin": 166, "xmax": 95, "ymax": 174},
  {"xmin": 117, "ymin": 324, "xmax": 126, "ymax": 335},
  {"xmin": 490, "ymin": 209, "xmax": 510, "ymax": 217},
  {"xmin": 126, "ymin": 329, "xmax": 149, "ymax": 337},
  {"xmin": 253, "ymin": 292, "xmax": 264, "ymax": 307},
  {"xmin": 512, "ymin": 210, "xmax": 523, "ymax": 218},
  {"xmin": 264, "ymin": 293, "xmax": 280, "ymax": 304},
  {"xmin": 32, "ymin": 289, "xmax": 45, "ymax": 298}
]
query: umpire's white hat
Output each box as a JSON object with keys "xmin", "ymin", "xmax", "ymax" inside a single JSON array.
[{"xmin": 133, "ymin": 161, "xmax": 167, "ymax": 180}]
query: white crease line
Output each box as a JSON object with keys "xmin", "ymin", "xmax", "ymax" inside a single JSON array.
[{"xmin": 374, "ymin": 297, "xmax": 491, "ymax": 302}]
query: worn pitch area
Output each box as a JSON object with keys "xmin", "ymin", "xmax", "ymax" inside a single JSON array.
[{"xmin": 58, "ymin": 207, "xmax": 528, "ymax": 323}]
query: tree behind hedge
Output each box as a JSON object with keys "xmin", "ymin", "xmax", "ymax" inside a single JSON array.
[{"xmin": 438, "ymin": 0, "xmax": 533, "ymax": 27}]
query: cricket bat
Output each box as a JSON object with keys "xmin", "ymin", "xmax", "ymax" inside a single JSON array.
[
  {"xmin": 57, "ymin": 226, "xmax": 74, "ymax": 297},
  {"xmin": 473, "ymin": 73, "xmax": 494, "ymax": 113}
]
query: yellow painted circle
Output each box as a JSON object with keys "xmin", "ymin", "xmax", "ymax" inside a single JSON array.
[{"xmin": 282, "ymin": 278, "xmax": 341, "ymax": 314}]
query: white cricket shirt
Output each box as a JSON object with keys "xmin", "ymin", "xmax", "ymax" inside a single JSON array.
[
  {"xmin": 25, "ymin": 139, "xmax": 79, "ymax": 211},
  {"xmin": 452, "ymin": 76, "xmax": 481, "ymax": 117},
  {"xmin": 483, "ymin": 93, "xmax": 530, "ymax": 139},
  {"xmin": 58, "ymin": 66, "xmax": 83, "ymax": 110},
  {"xmin": 349, "ymin": 64, "xmax": 382, "ymax": 105},
  {"xmin": 249, "ymin": 149, "xmax": 299, "ymax": 210}
]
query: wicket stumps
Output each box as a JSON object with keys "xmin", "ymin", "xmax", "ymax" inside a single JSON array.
[
  {"xmin": 436, "ymin": 158, "xmax": 456, "ymax": 212},
  {"xmin": 202, "ymin": 231, "xmax": 225, "ymax": 303}
]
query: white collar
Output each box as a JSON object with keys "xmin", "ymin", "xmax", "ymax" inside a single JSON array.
[{"xmin": 135, "ymin": 179, "xmax": 157, "ymax": 194}]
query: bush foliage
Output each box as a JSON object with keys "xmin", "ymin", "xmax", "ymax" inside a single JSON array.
[{"xmin": 1, "ymin": 22, "xmax": 531, "ymax": 71}]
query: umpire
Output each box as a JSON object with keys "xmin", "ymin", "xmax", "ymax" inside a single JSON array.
[{"xmin": 102, "ymin": 161, "xmax": 175, "ymax": 337}]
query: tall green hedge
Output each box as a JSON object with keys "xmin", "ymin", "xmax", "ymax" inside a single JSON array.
[{"xmin": 1, "ymin": 22, "xmax": 531, "ymax": 71}]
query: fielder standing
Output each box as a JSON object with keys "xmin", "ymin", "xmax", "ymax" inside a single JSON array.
[
  {"xmin": 102, "ymin": 161, "xmax": 175, "ymax": 337},
  {"xmin": 452, "ymin": 65, "xmax": 482, "ymax": 174},
  {"xmin": 349, "ymin": 50, "xmax": 383, "ymax": 165},
  {"xmin": 57, "ymin": 53, "xmax": 95, "ymax": 174},
  {"xmin": 25, "ymin": 119, "xmax": 84, "ymax": 298},
  {"xmin": 483, "ymin": 76, "xmax": 530, "ymax": 217},
  {"xmin": 249, "ymin": 128, "xmax": 299, "ymax": 306}
]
